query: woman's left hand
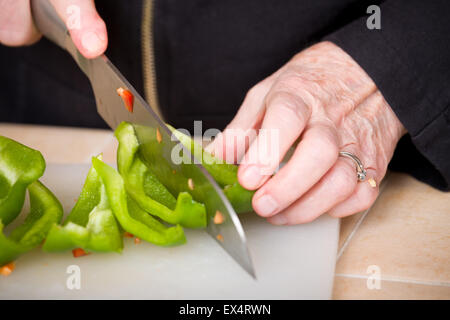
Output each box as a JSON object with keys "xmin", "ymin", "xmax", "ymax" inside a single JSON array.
[{"xmin": 208, "ymin": 41, "xmax": 406, "ymax": 225}]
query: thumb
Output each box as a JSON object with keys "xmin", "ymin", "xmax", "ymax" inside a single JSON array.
[{"xmin": 50, "ymin": 0, "xmax": 107, "ymax": 58}]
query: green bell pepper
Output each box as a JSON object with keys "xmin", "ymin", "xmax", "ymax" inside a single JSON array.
[
  {"xmin": 223, "ymin": 182, "xmax": 254, "ymax": 214},
  {"xmin": 91, "ymin": 156, "xmax": 186, "ymax": 246},
  {"xmin": 168, "ymin": 125, "xmax": 255, "ymax": 213},
  {"xmin": 44, "ymin": 153, "xmax": 186, "ymax": 252},
  {"xmin": 0, "ymin": 136, "xmax": 46, "ymax": 225},
  {"xmin": 43, "ymin": 155, "xmax": 123, "ymax": 253},
  {"xmin": 168, "ymin": 124, "xmax": 238, "ymax": 187},
  {"xmin": 115, "ymin": 122, "xmax": 207, "ymax": 228},
  {"xmin": 0, "ymin": 180, "xmax": 63, "ymax": 266}
]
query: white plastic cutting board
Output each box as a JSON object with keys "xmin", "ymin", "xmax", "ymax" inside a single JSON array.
[{"xmin": 0, "ymin": 164, "xmax": 339, "ymax": 299}]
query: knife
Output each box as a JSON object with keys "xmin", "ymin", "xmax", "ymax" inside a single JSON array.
[{"xmin": 31, "ymin": 0, "xmax": 255, "ymax": 278}]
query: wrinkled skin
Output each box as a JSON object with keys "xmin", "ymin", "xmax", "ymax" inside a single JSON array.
[
  {"xmin": 209, "ymin": 41, "xmax": 406, "ymax": 225},
  {"xmin": 0, "ymin": 0, "xmax": 107, "ymax": 58}
]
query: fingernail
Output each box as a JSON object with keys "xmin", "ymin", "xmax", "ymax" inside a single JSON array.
[
  {"xmin": 241, "ymin": 165, "xmax": 263, "ymax": 189},
  {"xmin": 81, "ymin": 31, "xmax": 102, "ymax": 54},
  {"xmin": 254, "ymin": 194, "xmax": 278, "ymax": 217},
  {"xmin": 268, "ymin": 214, "xmax": 287, "ymax": 225}
]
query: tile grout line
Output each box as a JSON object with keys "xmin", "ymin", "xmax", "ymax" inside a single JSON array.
[
  {"xmin": 335, "ymin": 273, "xmax": 450, "ymax": 288},
  {"xmin": 336, "ymin": 208, "xmax": 369, "ymax": 261},
  {"xmin": 336, "ymin": 173, "xmax": 391, "ymax": 261}
]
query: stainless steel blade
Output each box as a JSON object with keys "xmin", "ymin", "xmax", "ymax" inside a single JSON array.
[
  {"xmin": 30, "ymin": 0, "xmax": 255, "ymax": 277},
  {"xmin": 89, "ymin": 56, "xmax": 255, "ymax": 278}
]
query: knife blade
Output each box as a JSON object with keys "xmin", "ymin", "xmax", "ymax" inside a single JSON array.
[{"xmin": 31, "ymin": 0, "xmax": 255, "ymax": 278}]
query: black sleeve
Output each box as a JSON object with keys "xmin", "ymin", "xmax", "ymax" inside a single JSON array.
[{"xmin": 324, "ymin": 0, "xmax": 450, "ymax": 191}]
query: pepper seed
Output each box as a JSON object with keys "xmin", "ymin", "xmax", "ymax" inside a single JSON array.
[
  {"xmin": 188, "ymin": 178, "xmax": 195, "ymax": 190},
  {"xmin": 214, "ymin": 210, "xmax": 225, "ymax": 224},
  {"xmin": 156, "ymin": 128, "xmax": 162, "ymax": 143}
]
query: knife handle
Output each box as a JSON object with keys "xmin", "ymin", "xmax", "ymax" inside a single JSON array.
[{"xmin": 30, "ymin": 0, "xmax": 69, "ymax": 51}]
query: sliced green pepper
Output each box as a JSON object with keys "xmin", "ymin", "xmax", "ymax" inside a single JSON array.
[
  {"xmin": 92, "ymin": 157, "xmax": 186, "ymax": 246},
  {"xmin": 0, "ymin": 180, "xmax": 63, "ymax": 266},
  {"xmin": 43, "ymin": 155, "xmax": 123, "ymax": 253},
  {"xmin": 0, "ymin": 136, "xmax": 46, "ymax": 225},
  {"xmin": 168, "ymin": 124, "xmax": 238, "ymax": 187},
  {"xmin": 223, "ymin": 182, "xmax": 254, "ymax": 214},
  {"xmin": 169, "ymin": 125, "xmax": 255, "ymax": 213},
  {"xmin": 115, "ymin": 122, "xmax": 207, "ymax": 228}
]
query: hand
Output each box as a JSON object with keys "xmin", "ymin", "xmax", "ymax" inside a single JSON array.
[
  {"xmin": 209, "ymin": 41, "xmax": 406, "ymax": 225},
  {"xmin": 0, "ymin": 0, "xmax": 107, "ymax": 58}
]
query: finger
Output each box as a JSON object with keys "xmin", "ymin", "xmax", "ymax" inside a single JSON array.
[
  {"xmin": 50, "ymin": 0, "xmax": 107, "ymax": 58},
  {"xmin": 238, "ymin": 87, "xmax": 312, "ymax": 190},
  {"xmin": 327, "ymin": 168, "xmax": 379, "ymax": 218},
  {"xmin": 205, "ymin": 77, "xmax": 275, "ymax": 163},
  {"xmin": 267, "ymin": 157, "xmax": 358, "ymax": 225},
  {"xmin": 251, "ymin": 120, "xmax": 340, "ymax": 217},
  {"xmin": 0, "ymin": 0, "xmax": 41, "ymax": 46}
]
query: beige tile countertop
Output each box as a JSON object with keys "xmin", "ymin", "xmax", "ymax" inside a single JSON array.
[{"xmin": 1, "ymin": 123, "xmax": 449, "ymax": 299}]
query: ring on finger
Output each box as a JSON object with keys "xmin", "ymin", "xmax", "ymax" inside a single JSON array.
[{"xmin": 338, "ymin": 151, "xmax": 367, "ymax": 182}]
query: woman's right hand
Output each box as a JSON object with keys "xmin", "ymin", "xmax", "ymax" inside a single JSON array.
[{"xmin": 0, "ymin": 0, "xmax": 107, "ymax": 58}]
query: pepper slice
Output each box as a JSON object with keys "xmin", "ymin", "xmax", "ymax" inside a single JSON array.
[
  {"xmin": 92, "ymin": 157, "xmax": 186, "ymax": 246},
  {"xmin": 115, "ymin": 122, "xmax": 207, "ymax": 228},
  {"xmin": 168, "ymin": 124, "xmax": 239, "ymax": 187},
  {"xmin": 168, "ymin": 125, "xmax": 255, "ymax": 213},
  {"xmin": 43, "ymin": 155, "xmax": 123, "ymax": 253},
  {"xmin": 117, "ymin": 87, "xmax": 134, "ymax": 113},
  {"xmin": 223, "ymin": 182, "xmax": 254, "ymax": 214},
  {"xmin": 0, "ymin": 136, "xmax": 46, "ymax": 226},
  {"xmin": 0, "ymin": 180, "xmax": 63, "ymax": 266}
]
